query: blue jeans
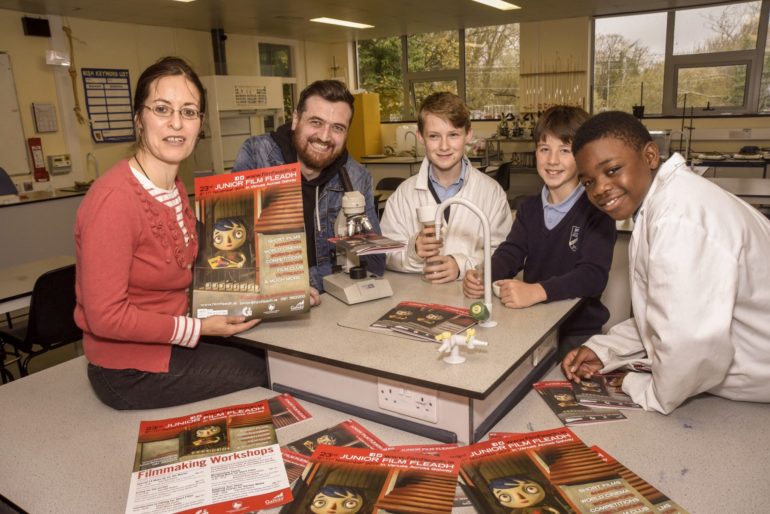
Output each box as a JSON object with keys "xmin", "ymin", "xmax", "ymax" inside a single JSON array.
[{"xmin": 87, "ymin": 339, "xmax": 267, "ymax": 410}]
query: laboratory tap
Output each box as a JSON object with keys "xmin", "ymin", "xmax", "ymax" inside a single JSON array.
[{"xmin": 433, "ymin": 197, "xmax": 497, "ymax": 327}]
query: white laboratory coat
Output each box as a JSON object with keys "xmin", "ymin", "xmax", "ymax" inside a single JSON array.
[
  {"xmin": 380, "ymin": 157, "xmax": 513, "ymax": 278},
  {"xmin": 585, "ymin": 153, "xmax": 770, "ymax": 414}
]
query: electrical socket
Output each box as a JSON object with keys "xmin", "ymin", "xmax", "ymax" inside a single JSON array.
[{"xmin": 377, "ymin": 378, "xmax": 438, "ymax": 423}]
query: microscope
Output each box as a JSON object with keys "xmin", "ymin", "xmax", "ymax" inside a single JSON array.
[{"xmin": 322, "ymin": 167, "xmax": 393, "ymax": 304}]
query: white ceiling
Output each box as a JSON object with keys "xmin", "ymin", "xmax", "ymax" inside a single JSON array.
[{"xmin": 0, "ymin": 0, "xmax": 738, "ymax": 43}]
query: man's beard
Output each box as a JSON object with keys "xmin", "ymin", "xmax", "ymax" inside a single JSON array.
[{"xmin": 293, "ymin": 132, "xmax": 341, "ymax": 171}]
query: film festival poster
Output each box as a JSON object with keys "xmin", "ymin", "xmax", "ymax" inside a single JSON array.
[{"xmin": 193, "ymin": 163, "xmax": 311, "ymax": 321}]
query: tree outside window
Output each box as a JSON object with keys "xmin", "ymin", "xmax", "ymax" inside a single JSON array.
[{"xmin": 594, "ymin": 1, "xmax": 767, "ymax": 116}]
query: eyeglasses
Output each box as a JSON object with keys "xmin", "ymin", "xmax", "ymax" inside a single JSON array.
[{"xmin": 143, "ymin": 104, "xmax": 201, "ymax": 120}]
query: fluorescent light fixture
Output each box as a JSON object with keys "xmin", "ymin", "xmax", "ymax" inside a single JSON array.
[
  {"xmin": 170, "ymin": 0, "xmax": 196, "ymax": 3},
  {"xmin": 472, "ymin": 0, "xmax": 521, "ymax": 11},
  {"xmin": 310, "ymin": 17, "xmax": 374, "ymax": 29}
]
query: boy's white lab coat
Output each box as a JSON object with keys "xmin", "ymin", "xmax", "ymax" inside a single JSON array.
[
  {"xmin": 380, "ymin": 157, "xmax": 512, "ymax": 278},
  {"xmin": 586, "ymin": 153, "xmax": 770, "ymax": 414}
]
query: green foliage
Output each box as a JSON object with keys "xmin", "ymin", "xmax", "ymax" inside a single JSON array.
[
  {"xmin": 465, "ymin": 25, "xmax": 520, "ymax": 113},
  {"xmin": 357, "ymin": 37, "xmax": 404, "ymax": 121}
]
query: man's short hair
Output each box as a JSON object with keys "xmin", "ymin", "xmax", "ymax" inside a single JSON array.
[
  {"xmin": 572, "ymin": 110, "xmax": 652, "ymax": 156},
  {"xmin": 532, "ymin": 105, "xmax": 590, "ymax": 145},
  {"xmin": 296, "ymin": 80, "xmax": 355, "ymax": 121},
  {"xmin": 417, "ymin": 92, "xmax": 471, "ymax": 133}
]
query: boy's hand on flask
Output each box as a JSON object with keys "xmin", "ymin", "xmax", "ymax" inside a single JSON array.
[
  {"xmin": 423, "ymin": 256, "xmax": 459, "ymax": 283},
  {"xmin": 462, "ymin": 269, "xmax": 484, "ymax": 298},
  {"xmin": 499, "ymin": 280, "xmax": 546, "ymax": 309},
  {"xmin": 562, "ymin": 346, "xmax": 603, "ymax": 383},
  {"xmin": 415, "ymin": 225, "xmax": 443, "ymax": 258},
  {"xmin": 201, "ymin": 315, "xmax": 260, "ymax": 337}
]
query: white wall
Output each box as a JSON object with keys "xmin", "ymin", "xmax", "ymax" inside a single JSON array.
[{"xmin": 0, "ymin": 8, "xmax": 337, "ymax": 190}]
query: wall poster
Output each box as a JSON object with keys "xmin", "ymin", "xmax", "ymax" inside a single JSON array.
[{"xmin": 81, "ymin": 68, "xmax": 135, "ymax": 143}]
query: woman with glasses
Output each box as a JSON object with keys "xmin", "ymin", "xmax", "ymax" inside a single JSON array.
[{"xmin": 74, "ymin": 57, "xmax": 267, "ymax": 410}]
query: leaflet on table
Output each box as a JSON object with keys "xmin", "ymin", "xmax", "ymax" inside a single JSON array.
[
  {"xmin": 592, "ymin": 446, "xmax": 690, "ymax": 513},
  {"xmin": 125, "ymin": 400, "xmax": 292, "ymax": 514},
  {"xmin": 447, "ymin": 427, "xmax": 659, "ymax": 514},
  {"xmin": 268, "ymin": 393, "xmax": 312, "ymax": 429},
  {"xmin": 279, "ymin": 445, "xmax": 461, "ymax": 514},
  {"xmin": 572, "ymin": 372, "xmax": 642, "ymax": 410},
  {"xmin": 370, "ymin": 301, "xmax": 478, "ymax": 342},
  {"xmin": 534, "ymin": 380, "xmax": 627, "ymax": 426},
  {"xmin": 192, "ymin": 163, "xmax": 311, "ymax": 321},
  {"xmin": 280, "ymin": 419, "xmax": 388, "ymax": 487},
  {"xmin": 328, "ymin": 233, "xmax": 406, "ymax": 255},
  {"xmin": 385, "ymin": 443, "xmax": 473, "ymax": 509}
]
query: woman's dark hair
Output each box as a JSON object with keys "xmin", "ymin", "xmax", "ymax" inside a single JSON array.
[
  {"xmin": 296, "ymin": 80, "xmax": 354, "ymax": 122},
  {"xmin": 572, "ymin": 110, "xmax": 652, "ymax": 157},
  {"xmin": 532, "ymin": 105, "xmax": 590, "ymax": 145},
  {"xmin": 133, "ymin": 56, "xmax": 206, "ymax": 117}
]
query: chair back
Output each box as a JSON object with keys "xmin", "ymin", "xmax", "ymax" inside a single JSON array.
[
  {"xmin": 376, "ymin": 177, "xmax": 406, "ymax": 191},
  {"xmin": 493, "ymin": 161, "xmax": 511, "ymax": 191},
  {"xmin": 0, "ymin": 167, "xmax": 17, "ymax": 195},
  {"xmin": 26, "ymin": 264, "xmax": 81, "ymax": 349}
]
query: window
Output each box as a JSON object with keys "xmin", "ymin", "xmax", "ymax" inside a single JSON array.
[
  {"xmin": 259, "ymin": 43, "xmax": 292, "ymax": 77},
  {"xmin": 258, "ymin": 42, "xmax": 296, "ymax": 119},
  {"xmin": 594, "ymin": 1, "xmax": 768, "ymax": 116},
  {"xmin": 356, "ymin": 24, "xmax": 520, "ymax": 121},
  {"xmin": 356, "ymin": 36, "xmax": 404, "ymax": 121},
  {"xmin": 465, "ymin": 24, "xmax": 520, "ymax": 119},
  {"xmin": 594, "ymin": 13, "xmax": 666, "ymax": 115}
]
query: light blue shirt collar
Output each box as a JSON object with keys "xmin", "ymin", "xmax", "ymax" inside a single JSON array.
[
  {"xmin": 541, "ymin": 183, "xmax": 584, "ymax": 230},
  {"xmin": 428, "ymin": 157, "xmax": 468, "ymax": 203}
]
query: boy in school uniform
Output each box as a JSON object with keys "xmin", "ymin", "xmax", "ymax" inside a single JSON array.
[
  {"xmin": 562, "ymin": 110, "xmax": 770, "ymax": 414},
  {"xmin": 380, "ymin": 92, "xmax": 512, "ymax": 283},
  {"xmin": 464, "ymin": 105, "xmax": 617, "ymax": 358}
]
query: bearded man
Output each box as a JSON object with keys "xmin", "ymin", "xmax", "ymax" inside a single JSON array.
[{"xmin": 233, "ymin": 80, "xmax": 384, "ymax": 294}]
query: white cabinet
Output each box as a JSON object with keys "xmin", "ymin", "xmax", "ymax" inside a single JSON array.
[{"xmin": 193, "ymin": 75, "xmax": 285, "ymax": 174}]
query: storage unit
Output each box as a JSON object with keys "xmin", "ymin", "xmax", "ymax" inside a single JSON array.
[
  {"xmin": 347, "ymin": 92, "xmax": 381, "ymax": 161},
  {"xmin": 194, "ymin": 75, "xmax": 285, "ymax": 174}
]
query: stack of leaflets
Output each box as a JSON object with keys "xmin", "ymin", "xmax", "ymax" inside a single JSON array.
[
  {"xmin": 449, "ymin": 427, "xmax": 689, "ymax": 513},
  {"xmin": 571, "ymin": 372, "xmax": 642, "ymax": 410},
  {"xmin": 371, "ymin": 301, "xmax": 478, "ymax": 342},
  {"xmin": 280, "ymin": 446, "xmax": 461, "ymax": 514},
  {"xmin": 534, "ymin": 381, "xmax": 628, "ymax": 426},
  {"xmin": 328, "ymin": 233, "xmax": 406, "ymax": 256},
  {"xmin": 280, "ymin": 420, "xmax": 388, "ymax": 485},
  {"xmin": 125, "ymin": 401, "xmax": 292, "ymax": 513},
  {"xmin": 267, "ymin": 393, "xmax": 313, "ymax": 429}
]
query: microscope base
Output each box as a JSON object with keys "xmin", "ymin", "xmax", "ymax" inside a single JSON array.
[{"xmin": 323, "ymin": 272, "xmax": 393, "ymax": 305}]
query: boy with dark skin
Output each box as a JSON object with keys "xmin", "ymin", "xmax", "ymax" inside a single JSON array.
[{"xmin": 562, "ymin": 111, "xmax": 770, "ymax": 414}]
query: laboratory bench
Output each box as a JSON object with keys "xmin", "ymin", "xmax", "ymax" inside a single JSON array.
[
  {"xmin": 234, "ymin": 272, "xmax": 580, "ymax": 444},
  {"xmin": 1, "ymin": 354, "xmax": 767, "ymax": 513},
  {"xmin": 0, "ymin": 187, "xmax": 86, "ymax": 268}
]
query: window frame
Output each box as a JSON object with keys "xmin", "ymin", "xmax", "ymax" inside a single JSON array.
[{"xmin": 592, "ymin": 0, "xmax": 770, "ymax": 116}]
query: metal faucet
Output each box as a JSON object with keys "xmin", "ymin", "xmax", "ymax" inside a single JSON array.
[
  {"xmin": 405, "ymin": 130, "xmax": 418, "ymax": 158},
  {"xmin": 86, "ymin": 152, "xmax": 99, "ymax": 179},
  {"xmin": 434, "ymin": 197, "xmax": 497, "ymax": 327}
]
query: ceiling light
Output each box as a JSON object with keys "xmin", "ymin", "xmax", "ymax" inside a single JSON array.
[
  {"xmin": 310, "ymin": 17, "xmax": 374, "ymax": 29},
  {"xmin": 170, "ymin": 0, "xmax": 196, "ymax": 3},
  {"xmin": 472, "ymin": 0, "xmax": 521, "ymax": 11}
]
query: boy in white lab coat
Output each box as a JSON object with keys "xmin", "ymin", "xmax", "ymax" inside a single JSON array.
[
  {"xmin": 380, "ymin": 92, "xmax": 512, "ymax": 282},
  {"xmin": 563, "ymin": 110, "xmax": 770, "ymax": 414}
]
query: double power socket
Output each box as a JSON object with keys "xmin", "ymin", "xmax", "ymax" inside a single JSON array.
[{"xmin": 377, "ymin": 378, "xmax": 438, "ymax": 423}]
